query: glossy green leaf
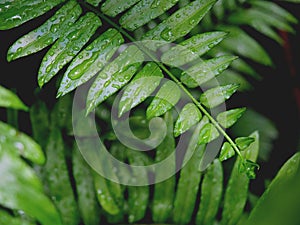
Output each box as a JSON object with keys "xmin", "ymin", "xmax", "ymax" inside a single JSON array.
[
  {"xmin": 38, "ymin": 12, "xmax": 101, "ymax": 87},
  {"xmin": 0, "ymin": 121, "xmax": 45, "ymax": 164},
  {"xmin": 220, "ymin": 131, "xmax": 259, "ymax": 225},
  {"xmin": 86, "ymin": 0, "xmax": 103, "ymax": 6},
  {"xmin": 200, "ymin": 84, "xmax": 239, "ymax": 108},
  {"xmin": 228, "ymin": 9, "xmax": 293, "ymax": 43},
  {"xmin": 118, "ymin": 62, "xmax": 163, "ymax": 117},
  {"xmin": 86, "ymin": 45, "xmax": 144, "ymax": 114},
  {"xmin": 93, "ymin": 173, "xmax": 121, "ymax": 215},
  {"xmin": 219, "ymin": 142, "xmax": 235, "ymax": 161},
  {"xmin": 181, "ymin": 55, "xmax": 238, "ymax": 88},
  {"xmin": 206, "ymin": 70, "xmax": 252, "ymax": 91},
  {"xmin": 229, "ymin": 8, "xmax": 294, "ymax": 33},
  {"xmin": 173, "ymin": 119, "xmax": 207, "ymax": 225},
  {"xmin": 174, "ymin": 103, "xmax": 202, "ymax": 137},
  {"xmin": 0, "ymin": 0, "xmax": 65, "ymax": 30},
  {"xmin": 7, "ymin": 0, "xmax": 82, "ymax": 61},
  {"xmin": 57, "ymin": 28, "xmax": 123, "ymax": 97},
  {"xmin": 43, "ymin": 128, "xmax": 79, "ymax": 225},
  {"xmin": 127, "ymin": 150, "xmax": 150, "ymax": 223},
  {"xmin": 72, "ymin": 145, "xmax": 101, "ymax": 225},
  {"xmin": 230, "ymin": 58, "xmax": 261, "ymax": 80},
  {"xmin": 0, "ymin": 210, "xmax": 35, "ymax": 225},
  {"xmin": 198, "ymin": 123, "xmax": 219, "ymax": 144},
  {"xmin": 196, "ymin": 159, "xmax": 223, "ymax": 225},
  {"xmin": 162, "ymin": 31, "xmax": 227, "ymax": 67},
  {"xmin": 101, "ymin": 0, "xmax": 141, "ymax": 17},
  {"xmin": 246, "ymin": 152, "xmax": 300, "ymax": 225},
  {"xmin": 218, "ymin": 26, "xmax": 272, "ymax": 66},
  {"xmin": 152, "ymin": 112, "xmax": 176, "ymax": 223},
  {"xmin": 29, "ymin": 101, "xmax": 50, "ymax": 149},
  {"xmin": 217, "ymin": 107, "xmax": 246, "ymax": 128},
  {"xmin": 143, "ymin": 0, "xmax": 216, "ymax": 47},
  {"xmin": 0, "ymin": 145, "xmax": 62, "ymax": 225},
  {"xmin": 0, "ymin": 85, "xmax": 28, "ymax": 111},
  {"xmin": 251, "ymin": 0, "xmax": 297, "ymax": 24},
  {"xmin": 120, "ymin": 0, "xmax": 179, "ymax": 31},
  {"xmin": 235, "ymin": 137, "xmax": 255, "ymax": 150},
  {"xmin": 146, "ymin": 80, "xmax": 181, "ymax": 119}
]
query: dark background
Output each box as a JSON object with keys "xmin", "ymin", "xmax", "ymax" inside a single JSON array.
[{"xmin": 0, "ymin": 2, "xmax": 299, "ymax": 195}]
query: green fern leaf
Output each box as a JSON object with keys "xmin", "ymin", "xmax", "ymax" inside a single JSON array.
[
  {"xmin": 57, "ymin": 28, "xmax": 124, "ymax": 97},
  {"xmin": 200, "ymin": 84, "xmax": 239, "ymax": 108},
  {"xmin": 0, "ymin": 85, "xmax": 28, "ymax": 111},
  {"xmin": 143, "ymin": 0, "xmax": 217, "ymax": 45},
  {"xmin": 174, "ymin": 103, "xmax": 202, "ymax": 137},
  {"xmin": 86, "ymin": 45, "xmax": 144, "ymax": 114},
  {"xmin": 161, "ymin": 31, "xmax": 227, "ymax": 67},
  {"xmin": 219, "ymin": 142, "xmax": 235, "ymax": 161},
  {"xmin": 7, "ymin": 0, "xmax": 82, "ymax": 61},
  {"xmin": 118, "ymin": 63, "xmax": 163, "ymax": 117},
  {"xmin": 198, "ymin": 123, "xmax": 219, "ymax": 144},
  {"xmin": 181, "ymin": 55, "xmax": 238, "ymax": 88},
  {"xmin": 0, "ymin": 0, "xmax": 65, "ymax": 30},
  {"xmin": 196, "ymin": 159, "xmax": 223, "ymax": 225},
  {"xmin": 216, "ymin": 107, "xmax": 246, "ymax": 128},
  {"xmin": 120, "ymin": 0, "xmax": 179, "ymax": 31},
  {"xmin": 146, "ymin": 80, "xmax": 181, "ymax": 119},
  {"xmin": 101, "ymin": 0, "xmax": 141, "ymax": 17},
  {"xmin": 173, "ymin": 118, "xmax": 207, "ymax": 225},
  {"xmin": 38, "ymin": 12, "xmax": 101, "ymax": 87}
]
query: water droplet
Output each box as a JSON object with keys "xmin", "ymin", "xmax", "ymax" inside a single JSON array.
[
  {"xmin": 161, "ymin": 28, "xmax": 173, "ymax": 41},
  {"xmin": 104, "ymin": 81, "xmax": 110, "ymax": 87}
]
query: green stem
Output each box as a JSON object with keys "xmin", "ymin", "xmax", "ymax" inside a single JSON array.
[{"xmin": 80, "ymin": 1, "xmax": 243, "ymax": 159}]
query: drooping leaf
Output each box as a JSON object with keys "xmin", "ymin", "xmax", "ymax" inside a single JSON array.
[
  {"xmin": 0, "ymin": 85, "xmax": 28, "ymax": 111},
  {"xmin": 127, "ymin": 150, "xmax": 150, "ymax": 223},
  {"xmin": 246, "ymin": 152, "xmax": 300, "ymax": 225},
  {"xmin": 43, "ymin": 128, "xmax": 79, "ymax": 225},
  {"xmin": 120, "ymin": 0, "xmax": 179, "ymax": 31},
  {"xmin": 198, "ymin": 123, "xmax": 219, "ymax": 144},
  {"xmin": 152, "ymin": 112, "xmax": 176, "ymax": 223},
  {"xmin": 0, "ymin": 144, "xmax": 62, "ymax": 225},
  {"xmin": 7, "ymin": 0, "xmax": 82, "ymax": 61},
  {"xmin": 0, "ymin": 0, "xmax": 65, "ymax": 30},
  {"xmin": 93, "ymin": 173, "xmax": 121, "ymax": 215},
  {"xmin": 173, "ymin": 118, "xmax": 207, "ymax": 225},
  {"xmin": 118, "ymin": 62, "xmax": 163, "ymax": 117},
  {"xmin": 86, "ymin": 45, "xmax": 144, "ymax": 114},
  {"xmin": 217, "ymin": 107, "xmax": 246, "ymax": 128},
  {"xmin": 143, "ymin": 0, "xmax": 217, "ymax": 47},
  {"xmin": 72, "ymin": 145, "xmax": 101, "ymax": 225},
  {"xmin": 220, "ymin": 131, "xmax": 259, "ymax": 225},
  {"xmin": 57, "ymin": 28, "xmax": 124, "ymax": 97},
  {"xmin": 146, "ymin": 80, "xmax": 181, "ymax": 119},
  {"xmin": 174, "ymin": 103, "xmax": 202, "ymax": 137},
  {"xmin": 181, "ymin": 55, "xmax": 238, "ymax": 88},
  {"xmin": 235, "ymin": 137, "xmax": 255, "ymax": 150},
  {"xmin": 196, "ymin": 159, "xmax": 223, "ymax": 225},
  {"xmin": 0, "ymin": 121, "xmax": 45, "ymax": 165},
  {"xmin": 38, "ymin": 12, "xmax": 102, "ymax": 87},
  {"xmin": 200, "ymin": 84, "xmax": 239, "ymax": 108},
  {"xmin": 228, "ymin": 8, "xmax": 294, "ymax": 34},
  {"xmin": 162, "ymin": 31, "xmax": 228, "ymax": 67},
  {"xmin": 251, "ymin": 0, "xmax": 297, "ymax": 24},
  {"xmin": 217, "ymin": 26, "xmax": 272, "ymax": 66},
  {"xmin": 219, "ymin": 142, "xmax": 235, "ymax": 161},
  {"xmin": 101, "ymin": 0, "xmax": 141, "ymax": 17}
]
